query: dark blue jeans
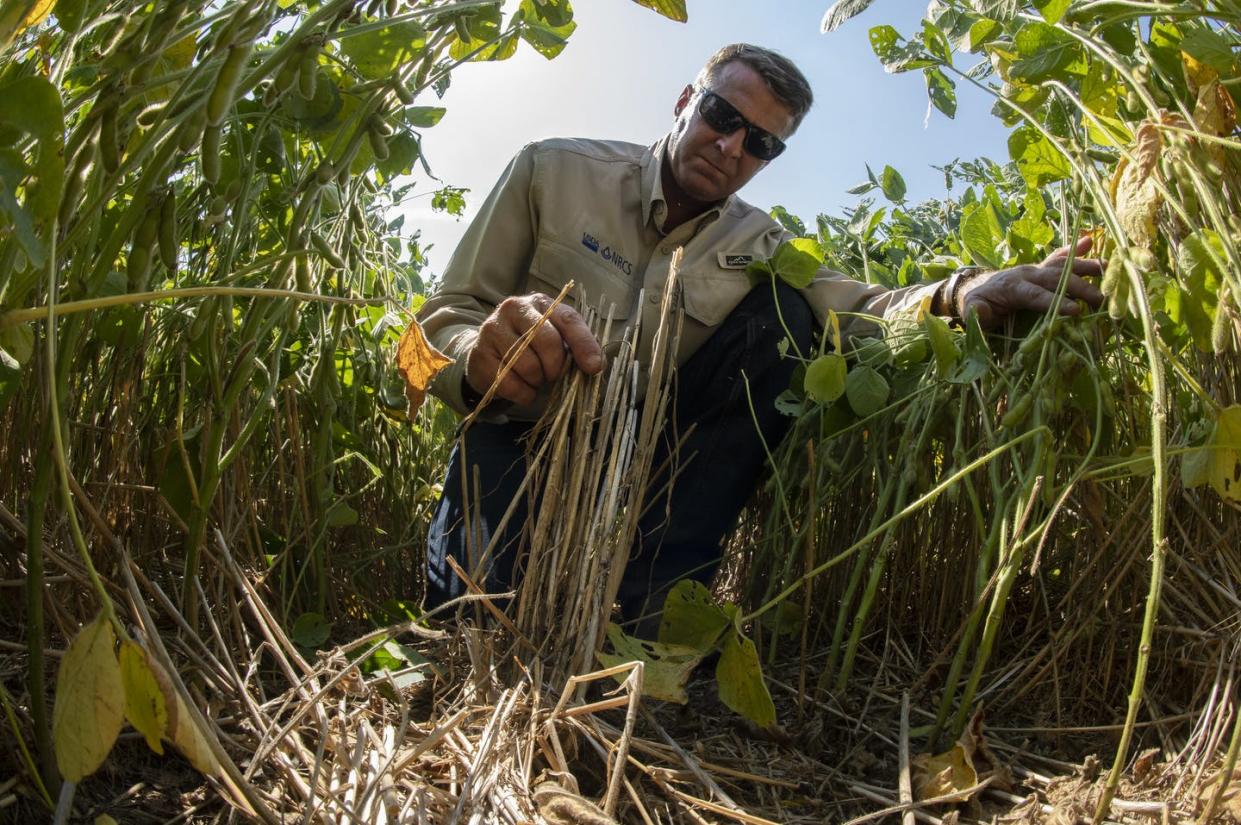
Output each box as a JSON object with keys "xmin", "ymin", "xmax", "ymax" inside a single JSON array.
[{"xmin": 424, "ymin": 281, "xmax": 813, "ymax": 625}]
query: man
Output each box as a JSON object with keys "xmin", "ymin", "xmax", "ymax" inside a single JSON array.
[{"xmin": 417, "ymin": 43, "xmax": 1102, "ymax": 624}]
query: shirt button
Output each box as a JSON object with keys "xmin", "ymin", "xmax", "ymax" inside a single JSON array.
[
  {"xmin": 647, "ymin": 293, "xmax": 659, "ymax": 305},
  {"xmin": 659, "ymin": 245, "xmax": 672, "ymax": 254}
]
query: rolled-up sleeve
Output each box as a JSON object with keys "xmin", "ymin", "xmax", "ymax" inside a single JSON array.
[
  {"xmin": 800, "ymin": 266, "xmax": 942, "ymax": 341},
  {"xmin": 416, "ymin": 143, "xmax": 540, "ymax": 414}
]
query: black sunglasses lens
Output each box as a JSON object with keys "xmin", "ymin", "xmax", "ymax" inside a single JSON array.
[
  {"xmin": 746, "ymin": 131, "xmax": 785, "ymax": 161},
  {"xmin": 699, "ymin": 92, "xmax": 743, "ymax": 133},
  {"xmin": 698, "ymin": 91, "xmax": 785, "ymax": 161}
]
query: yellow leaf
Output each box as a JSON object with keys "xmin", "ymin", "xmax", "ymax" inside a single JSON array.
[
  {"xmin": 395, "ymin": 318, "xmax": 453, "ymax": 417},
  {"xmin": 53, "ymin": 613, "xmax": 125, "ymax": 782},
  {"xmin": 95, "ymin": 816, "xmax": 120, "ymax": 825},
  {"xmin": 595, "ymin": 623, "xmax": 703, "ymax": 704},
  {"xmin": 170, "ymin": 692, "xmax": 221, "ymax": 776},
  {"xmin": 827, "ymin": 308, "xmax": 842, "ymax": 353},
  {"xmin": 912, "ymin": 743, "xmax": 977, "ymax": 800},
  {"xmin": 1193, "ymin": 81, "xmax": 1236, "ymax": 167},
  {"xmin": 1200, "ymin": 405, "xmax": 1241, "ymax": 501},
  {"xmin": 21, "ymin": 0, "xmax": 54, "ymax": 30},
  {"xmin": 119, "ymin": 639, "xmax": 171, "ymax": 755},
  {"xmin": 1182, "ymin": 51, "xmax": 1219, "ymax": 96},
  {"xmin": 1112, "ymin": 121, "xmax": 1163, "ymax": 248}
]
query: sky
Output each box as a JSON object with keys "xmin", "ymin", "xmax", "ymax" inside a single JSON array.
[{"xmin": 401, "ymin": 0, "xmax": 1012, "ymax": 276}]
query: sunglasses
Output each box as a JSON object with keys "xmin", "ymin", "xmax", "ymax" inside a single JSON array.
[{"xmin": 696, "ymin": 88, "xmax": 787, "ymax": 161}]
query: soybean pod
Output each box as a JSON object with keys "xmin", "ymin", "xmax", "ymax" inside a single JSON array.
[
  {"xmin": 201, "ymin": 125, "xmax": 222, "ymax": 185},
  {"xmin": 297, "ymin": 39, "xmax": 321, "ymax": 100},
  {"xmin": 310, "ymin": 230, "xmax": 346, "ymax": 270},
  {"xmin": 100, "ymin": 104, "xmax": 120, "ymax": 173},
  {"xmin": 158, "ymin": 190, "xmax": 178, "ymax": 271},
  {"xmin": 206, "ymin": 44, "xmax": 251, "ymax": 127},
  {"xmin": 127, "ymin": 206, "xmax": 161, "ymax": 291}
]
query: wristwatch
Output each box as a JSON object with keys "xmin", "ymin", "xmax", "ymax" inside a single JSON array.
[{"xmin": 940, "ymin": 266, "xmax": 983, "ymax": 321}]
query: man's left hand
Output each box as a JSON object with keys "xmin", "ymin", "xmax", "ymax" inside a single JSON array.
[{"xmin": 958, "ymin": 235, "xmax": 1105, "ymax": 329}]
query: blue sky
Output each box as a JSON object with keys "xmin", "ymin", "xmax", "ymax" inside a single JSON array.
[{"xmin": 402, "ymin": 0, "xmax": 1011, "ymax": 274}]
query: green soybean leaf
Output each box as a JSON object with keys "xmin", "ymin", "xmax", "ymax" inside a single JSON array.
[
  {"xmin": 804, "ymin": 353, "xmax": 848, "ymax": 404},
  {"xmin": 960, "ymin": 201, "xmax": 1003, "ymax": 269},
  {"xmin": 339, "ymin": 20, "xmax": 427, "ymax": 79},
  {"xmin": 1008, "ymin": 125, "xmax": 1071, "ymax": 187},
  {"xmin": 0, "ymin": 148, "xmax": 45, "ymax": 266},
  {"xmin": 449, "ymin": 8, "xmax": 517, "ymax": 62},
  {"xmin": 629, "ymin": 0, "xmax": 687, "ymax": 22},
  {"xmin": 596, "ymin": 623, "xmax": 702, "ymax": 704},
  {"xmin": 1032, "ymin": 0, "xmax": 1070, "ymax": 24},
  {"xmin": 1009, "ymin": 188, "xmax": 1054, "ymax": 260},
  {"xmin": 845, "ymin": 365, "xmax": 889, "ymax": 418},
  {"xmin": 1180, "ymin": 27, "xmax": 1236, "ymax": 75},
  {"xmin": 431, "ymin": 186, "xmax": 468, "ymax": 216},
  {"xmin": 923, "ymin": 312, "xmax": 959, "ymax": 378},
  {"xmin": 869, "ymin": 25, "xmax": 935, "ymax": 73},
  {"xmin": 0, "ymin": 75, "xmax": 63, "ymax": 141},
  {"xmin": 880, "ymin": 165, "xmax": 906, "ymax": 202},
  {"xmin": 968, "ymin": 18, "xmax": 1001, "ymax": 50},
  {"xmin": 326, "ymin": 501, "xmax": 359, "ymax": 527},
  {"xmin": 658, "ymin": 580, "xmax": 730, "ymax": 652},
  {"xmin": 1009, "ymin": 22, "xmax": 1084, "ymax": 83},
  {"xmin": 715, "ymin": 629, "xmax": 776, "ymax": 728},
  {"xmin": 54, "ymin": 0, "xmax": 89, "ymax": 32},
  {"xmin": 405, "ymin": 106, "xmax": 446, "ymax": 128},
  {"xmin": 1171, "ymin": 229, "xmax": 1223, "ymax": 351},
  {"xmin": 770, "ymin": 204, "xmax": 806, "ymax": 236},
  {"xmin": 377, "ymin": 133, "xmax": 420, "ymax": 179},
  {"xmin": 821, "ymin": 0, "xmax": 877, "ymax": 33},
  {"xmin": 924, "ymin": 67, "xmax": 957, "ymax": 118},
  {"xmin": 770, "ymin": 237, "xmax": 824, "ymax": 289},
  {"xmin": 291, "ymin": 612, "xmax": 331, "ymax": 648},
  {"xmin": 517, "ymin": 0, "xmax": 576, "ymax": 59},
  {"xmin": 950, "ymin": 315, "xmax": 991, "ymax": 384},
  {"xmin": 0, "ymin": 322, "xmax": 34, "ymax": 368}
]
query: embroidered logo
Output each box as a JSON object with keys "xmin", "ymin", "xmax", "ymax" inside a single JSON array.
[
  {"xmin": 718, "ymin": 252, "xmax": 754, "ymax": 269},
  {"xmin": 581, "ymin": 232, "xmax": 633, "ymax": 276}
]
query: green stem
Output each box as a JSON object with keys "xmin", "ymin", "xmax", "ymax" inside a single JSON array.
[
  {"xmin": 0, "ymin": 285, "xmax": 386, "ymax": 329},
  {"xmin": 23, "ymin": 428, "xmax": 56, "ymax": 791},
  {"xmin": 744, "ymin": 426, "xmax": 1050, "ymax": 624}
]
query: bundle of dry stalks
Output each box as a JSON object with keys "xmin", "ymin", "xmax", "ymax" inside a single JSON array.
[{"xmin": 504, "ymin": 249, "xmax": 685, "ymax": 680}]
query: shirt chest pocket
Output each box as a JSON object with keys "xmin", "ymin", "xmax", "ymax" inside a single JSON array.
[
  {"xmin": 678, "ymin": 267, "xmax": 754, "ymax": 328},
  {"xmin": 525, "ymin": 237, "xmax": 635, "ymax": 322}
]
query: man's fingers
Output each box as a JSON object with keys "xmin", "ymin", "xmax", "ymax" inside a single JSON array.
[
  {"xmin": 1030, "ymin": 267, "xmax": 1104, "ymax": 307},
  {"xmin": 470, "ymin": 350, "xmax": 539, "ymax": 405},
  {"xmin": 516, "ymin": 303, "xmax": 570, "ymax": 382},
  {"xmin": 1041, "ymin": 234, "xmax": 1093, "ymax": 266},
  {"xmin": 547, "ymin": 303, "xmax": 604, "ymax": 374}
]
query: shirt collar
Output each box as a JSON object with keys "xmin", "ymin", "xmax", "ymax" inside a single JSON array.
[{"xmin": 642, "ymin": 134, "xmax": 734, "ymax": 236}]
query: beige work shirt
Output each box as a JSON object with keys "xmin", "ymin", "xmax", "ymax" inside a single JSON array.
[{"xmin": 417, "ymin": 135, "xmax": 941, "ymax": 418}]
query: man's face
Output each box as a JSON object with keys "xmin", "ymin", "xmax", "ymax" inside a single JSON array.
[{"xmin": 666, "ymin": 60, "xmax": 796, "ymax": 204}]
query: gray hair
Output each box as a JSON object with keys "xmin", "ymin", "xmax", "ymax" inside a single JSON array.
[{"xmin": 694, "ymin": 43, "xmax": 814, "ymax": 133}]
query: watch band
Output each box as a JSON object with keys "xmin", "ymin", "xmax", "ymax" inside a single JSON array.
[{"xmin": 943, "ymin": 265, "xmax": 983, "ymax": 321}]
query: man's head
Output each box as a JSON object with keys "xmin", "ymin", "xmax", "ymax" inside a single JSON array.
[{"xmin": 665, "ymin": 44, "xmax": 813, "ymax": 205}]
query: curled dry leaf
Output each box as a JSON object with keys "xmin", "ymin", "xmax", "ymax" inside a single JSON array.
[
  {"xmin": 532, "ymin": 780, "xmax": 618, "ymax": 825},
  {"xmin": 53, "ymin": 613, "xmax": 126, "ymax": 782},
  {"xmin": 912, "ymin": 708, "xmax": 1011, "ymax": 802},
  {"xmin": 395, "ymin": 318, "xmax": 453, "ymax": 417},
  {"xmin": 1110, "ymin": 121, "xmax": 1163, "ymax": 248}
]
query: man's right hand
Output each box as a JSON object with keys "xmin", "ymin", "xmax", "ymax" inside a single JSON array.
[{"xmin": 466, "ymin": 293, "xmax": 604, "ymax": 406}]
